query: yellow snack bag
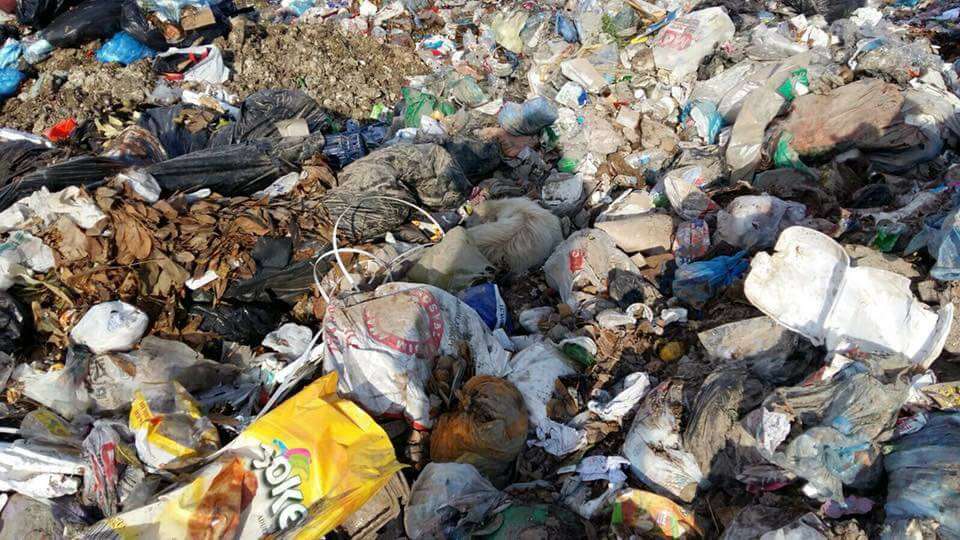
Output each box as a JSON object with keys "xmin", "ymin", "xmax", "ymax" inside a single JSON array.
[
  {"xmin": 85, "ymin": 372, "xmax": 403, "ymax": 539},
  {"xmin": 611, "ymin": 489, "xmax": 702, "ymax": 539}
]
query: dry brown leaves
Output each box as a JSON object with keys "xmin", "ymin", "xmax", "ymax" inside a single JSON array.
[{"xmin": 32, "ymin": 165, "xmax": 336, "ymax": 342}]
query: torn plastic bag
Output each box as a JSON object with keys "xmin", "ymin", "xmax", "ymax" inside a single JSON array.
[
  {"xmin": 406, "ymin": 227, "xmax": 495, "ymax": 293},
  {"xmin": 189, "ymin": 302, "xmax": 284, "ymax": 345},
  {"xmin": 498, "ymin": 96, "xmax": 558, "ymax": 136},
  {"xmin": 37, "ymin": 0, "xmax": 123, "ymax": 49},
  {"xmin": 691, "ymin": 60, "xmax": 773, "ymax": 124},
  {"xmin": 129, "ymin": 382, "xmax": 220, "ymax": 471},
  {"xmin": 0, "ymin": 439, "xmax": 84, "ymax": 498},
  {"xmin": 543, "ymin": 229, "xmax": 641, "ymax": 313},
  {"xmin": 883, "ymin": 412, "xmax": 960, "ymax": 538},
  {"xmin": 684, "ymin": 368, "xmax": 769, "ymax": 482},
  {"xmin": 13, "ymin": 345, "xmax": 92, "ymax": 419},
  {"xmin": 82, "ymin": 421, "xmax": 148, "ymax": 516},
  {"xmin": 623, "ymin": 380, "xmax": 704, "ymax": 502},
  {"xmin": 672, "ymin": 251, "xmax": 748, "ymax": 308},
  {"xmin": 320, "ymin": 142, "xmax": 489, "ymax": 242},
  {"xmin": 430, "ymin": 376, "xmax": 528, "ymax": 484},
  {"xmin": 726, "ymin": 86, "xmax": 787, "ymax": 181},
  {"xmin": 208, "ymin": 89, "xmax": 331, "ymax": 146},
  {"xmin": 0, "ymin": 156, "xmax": 128, "ymax": 211},
  {"xmin": 137, "ymin": 105, "xmax": 212, "ymax": 159},
  {"xmin": 85, "ymin": 372, "xmax": 403, "ymax": 539},
  {"xmin": 505, "ymin": 340, "xmax": 583, "ymax": 456},
  {"xmin": 0, "ymin": 185, "xmax": 106, "ymax": 233},
  {"xmin": 322, "ymin": 283, "xmax": 510, "ymax": 429},
  {"xmin": 766, "ymin": 369, "xmax": 908, "ymax": 443},
  {"xmin": 699, "ymin": 317, "xmax": 803, "ymax": 383},
  {"xmin": 723, "ymin": 55, "xmax": 812, "ymax": 180},
  {"xmin": 88, "ymin": 336, "xmax": 240, "ymax": 414},
  {"xmin": 744, "ymin": 226, "xmax": 953, "ymax": 368},
  {"xmin": 16, "ymin": 0, "xmax": 67, "ymax": 28},
  {"xmin": 404, "ymin": 462, "xmax": 509, "ymax": 540},
  {"xmin": 773, "ymin": 425, "xmax": 883, "ymax": 502},
  {"xmin": 763, "ymin": 369, "xmax": 908, "ymax": 500},
  {"xmin": 717, "ymin": 195, "xmax": 806, "ymax": 251},
  {"xmin": 145, "ymin": 135, "xmax": 324, "ymax": 196},
  {"xmin": 775, "ymin": 79, "xmax": 935, "ymax": 171},
  {"xmin": 651, "ymin": 7, "xmax": 735, "ymax": 82}
]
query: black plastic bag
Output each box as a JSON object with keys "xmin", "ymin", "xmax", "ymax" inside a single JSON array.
[
  {"xmin": 224, "ymin": 238, "xmax": 324, "ymax": 304},
  {"xmin": 0, "ymin": 291, "xmax": 29, "ymax": 354},
  {"xmin": 137, "ymin": 105, "xmax": 212, "ymax": 159},
  {"xmin": 0, "ymin": 156, "xmax": 128, "ymax": 210},
  {"xmin": 118, "ymin": 0, "xmax": 168, "ymax": 51},
  {"xmin": 0, "ymin": 140, "xmax": 64, "ymax": 187},
  {"xmin": 16, "ymin": 0, "xmax": 69, "ymax": 28},
  {"xmin": 189, "ymin": 302, "xmax": 283, "ymax": 345},
  {"xmin": 225, "ymin": 259, "xmax": 328, "ymax": 304},
  {"xmin": 40, "ymin": 0, "xmax": 123, "ymax": 48},
  {"xmin": 208, "ymin": 89, "xmax": 332, "ymax": 146},
  {"xmin": 145, "ymin": 134, "xmax": 324, "ymax": 196},
  {"xmin": 121, "ymin": 0, "xmax": 233, "ymax": 52}
]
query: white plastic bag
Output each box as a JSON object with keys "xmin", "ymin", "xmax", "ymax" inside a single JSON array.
[
  {"xmin": 652, "ymin": 7, "xmax": 735, "ymax": 81},
  {"xmin": 505, "ymin": 341, "xmax": 584, "ymax": 456},
  {"xmin": 322, "ymin": 283, "xmax": 510, "ymax": 429},
  {"xmin": 0, "ymin": 186, "xmax": 106, "ymax": 233},
  {"xmin": 156, "ymin": 45, "xmax": 229, "ymax": 85},
  {"xmin": 543, "ymin": 229, "xmax": 640, "ymax": 312},
  {"xmin": 717, "ymin": 195, "xmax": 806, "ymax": 250},
  {"xmin": 623, "ymin": 380, "xmax": 704, "ymax": 501},
  {"xmin": 404, "ymin": 462, "xmax": 508, "ymax": 539},
  {"xmin": 745, "ymin": 227, "xmax": 953, "ymax": 368},
  {"xmin": 70, "ymin": 301, "xmax": 149, "ymax": 354}
]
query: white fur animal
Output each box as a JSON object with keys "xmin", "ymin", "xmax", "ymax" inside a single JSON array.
[{"xmin": 466, "ymin": 197, "xmax": 564, "ymax": 275}]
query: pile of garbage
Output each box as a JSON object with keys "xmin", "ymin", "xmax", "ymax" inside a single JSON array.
[{"xmin": 0, "ymin": 0, "xmax": 957, "ymax": 537}]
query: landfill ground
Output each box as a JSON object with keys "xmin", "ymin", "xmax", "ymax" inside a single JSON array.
[{"xmin": 0, "ymin": 0, "xmax": 958, "ymax": 539}]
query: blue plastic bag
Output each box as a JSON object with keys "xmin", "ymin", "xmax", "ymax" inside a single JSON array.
[
  {"xmin": 458, "ymin": 283, "xmax": 509, "ymax": 331},
  {"xmin": 932, "ymin": 226, "xmax": 960, "ymax": 280},
  {"xmin": 884, "ymin": 413, "xmax": 960, "ymax": 537},
  {"xmin": 96, "ymin": 32, "xmax": 155, "ymax": 65},
  {"xmin": 0, "ymin": 68, "xmax": 24, "ymax": 100},
  {"xmin": 0, "ymin": 40, "xmax": 22, "ymax": 70},
  {"xmin": 680, "ymin": 99, "xmax": 722, "ymax": 145},
  {"xmin": 322, "ymin": 120, "xmax": 391, "ymax": 169},
  {"xmin": 672, "ymin": 251, "xmax": 748, "ymax": 307},
  {"xmin": 556, "ymin": 12, "xmax": 579, "ymax": 43}
]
